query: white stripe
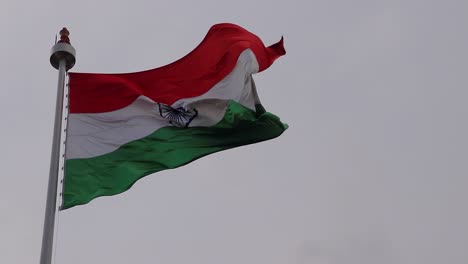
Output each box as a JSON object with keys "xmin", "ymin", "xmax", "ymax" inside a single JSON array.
[{"xmin": 66, "ymin": 49, "xmax": 260, "ymax": 159}]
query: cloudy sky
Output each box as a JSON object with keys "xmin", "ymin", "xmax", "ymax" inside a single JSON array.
[{"xmin": 1, "ymin": 0, "xmax": 468, "ymax": 263}]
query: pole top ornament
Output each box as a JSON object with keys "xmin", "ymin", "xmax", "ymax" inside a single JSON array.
[
  {"xmin": 58, "ymin": 27, "xmax": 71, "ymax": 44},
  {"xmin": 50, "ymin": 27, "xmax": 76, "ymax": 70}
]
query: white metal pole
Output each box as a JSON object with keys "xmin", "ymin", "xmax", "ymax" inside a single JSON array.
[{"xmin": 40, "ymin": 28, "xmax": 76, "ymax": 264}]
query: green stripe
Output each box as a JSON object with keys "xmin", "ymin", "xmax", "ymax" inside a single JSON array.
[{"xmin": 62, "ymin": 101, "xmax": 287, "ymax": 210}]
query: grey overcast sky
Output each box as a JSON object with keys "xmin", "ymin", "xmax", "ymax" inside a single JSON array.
[{"xmin": 1, "ymin": 0, "xmax": 468, "ymax": 263}]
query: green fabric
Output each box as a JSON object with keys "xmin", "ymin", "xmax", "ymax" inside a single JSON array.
[{"xmin": 62, "ymin": 101, "xmax": 287, "ymax": 210}]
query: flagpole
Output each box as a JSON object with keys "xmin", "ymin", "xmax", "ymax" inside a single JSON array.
[{"xmin": 40, "ymin": 28, "xmax": 76, "ymax": 264}]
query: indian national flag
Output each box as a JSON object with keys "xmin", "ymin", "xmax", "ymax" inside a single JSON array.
[{"xmin": 62, "ymin": 23, "xmax": 287, "ymax": 210}]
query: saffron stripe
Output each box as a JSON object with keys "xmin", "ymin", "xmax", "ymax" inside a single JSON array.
[{"xmin": 68, "ymin": 23, "xmax": 285, "ymax": 113}]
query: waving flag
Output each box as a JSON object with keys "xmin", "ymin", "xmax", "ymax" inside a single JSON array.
[{"xmin": 62, "ymin": 23, "xmax": 287, "ymax": 209}]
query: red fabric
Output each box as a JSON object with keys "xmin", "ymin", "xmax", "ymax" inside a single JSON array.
[{"xmin": 69, "ymin": 23, "xmax": 285, "ymax": 114}]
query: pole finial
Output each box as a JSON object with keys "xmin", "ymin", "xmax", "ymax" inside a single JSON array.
[
  {"xmin": 58, "ymin": 27, "xmax": 71, "ymax": 44},
  {"xmin": 50, "ymin": 27, "xmax": 76, "ymax": 71}
]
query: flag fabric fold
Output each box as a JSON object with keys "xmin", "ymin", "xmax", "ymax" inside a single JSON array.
[{"xmin": 62, "ymin": 23, "xmax": 287, "ymax": 210}]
